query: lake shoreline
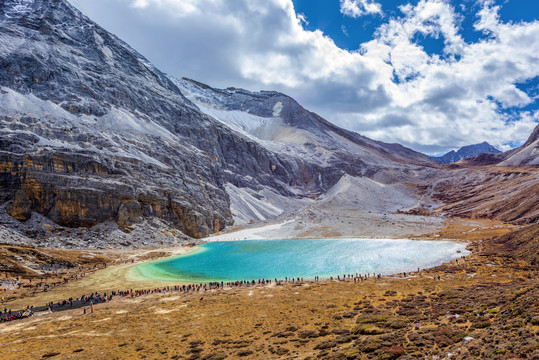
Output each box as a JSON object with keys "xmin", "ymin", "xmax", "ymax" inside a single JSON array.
[
  {"xmin": 128, "ymin": 238, "xmax": 470, "ymax": 284},
  {"xmin": 2, "ymin": 216, "xmax": 511, "ymax": 309},
  {"xmin": 3, "ymin": 236, "xmax": 470, "ymax": 310}
]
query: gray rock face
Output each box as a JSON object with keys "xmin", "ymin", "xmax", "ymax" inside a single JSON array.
[
  {"xmin": 175, "ymin": 77, "xmax": 439, "ymax": 193},
  {"xmin": 0, "ymin": 0, "xmax": 438, "ymax": 247},
  {"xmin": 0, "ymin": 0, "xmax": 288, "ymax": 239}
]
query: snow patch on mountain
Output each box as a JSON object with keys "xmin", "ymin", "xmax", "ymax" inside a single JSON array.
[
  {"xmin": 0, "ymin": 87, "xmax": 93, "ymax": 125},
  {"xmin": 97, "ymin": 107, "xmax": 175, "ymax": 140},
  {"xmin": 194, "ymin": 103, "xmax": 339, "ymax": 167},
  {"xmin": 0, "ymin": 87, "xmax": 172, "ymax": 168},
  {"xmin": 196, "ymin": 105, "xmax": 280, "ymax": 141},
  {"xmin": 174, "ymin": 77, "xmax": 228, "ymax": 108},
  {"xmin": 272, "ymin": 101, "xmax": 283, "ymax": 117}
]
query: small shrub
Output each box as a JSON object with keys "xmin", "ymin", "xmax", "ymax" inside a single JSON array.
[
  {"xmin": 236, "ymin": 350, "xmax": 253, "ymax": 357},
  {"xmin": 356, "ymin": 338, "xmax": 383, "ymax": 353},
  {"xmin": 473, "ymin": 321, "xmax": 492, "ymax": 329},
  {"xmin": 377, "ymin": 345, "xmax": 405, "ymax": 360},
  {"xmin": 298, "ymin": 330, "xmax": 319, "ymax": 339},
  {"xmin": 451, "ymin": 333, "xmax": 468, "ymax": 343},
  {"xmin": 353, "ymin": 324, "xmax": 385, "ymax": 335},
  {"xmin": 387, "ymin": 320, "xmax": 408, "ymax": 329},
  {"xmin": 435, "ymin": 336, "xmax": 453, "ymax": 348},
  {"xmin": 314, "ymin": 339, "xmax": 338, "ymax": 350},
  {"xmin": 203, "ymin": 352, "xmax": 228, "ymax": 360}
]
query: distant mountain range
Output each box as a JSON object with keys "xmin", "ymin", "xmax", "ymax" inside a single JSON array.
[
  {"xmin": 456, "ymin": 125, "xmax": 539, "ymax": 167},
  {"xmin": 431, "ymin": 142, "xmax": 501, "ymax": 164}
]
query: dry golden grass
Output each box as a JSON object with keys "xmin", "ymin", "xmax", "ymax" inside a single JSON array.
[{"xmin": 423, "ymin": 218, "xmax": 515, "ymax": 242}]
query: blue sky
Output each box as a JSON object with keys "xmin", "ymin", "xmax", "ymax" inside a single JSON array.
[
  {"xmin": 74, "ymin": 0, "xmax": 538, "ymax": 155},
  {"xmin": 293, "ymin": 0, "xmax": 539, "ymax": 51}
]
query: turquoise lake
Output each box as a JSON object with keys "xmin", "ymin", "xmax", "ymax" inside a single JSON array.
[{"xmin": 133, "ymin": 238, "xmax": 469, "ymax": 282}]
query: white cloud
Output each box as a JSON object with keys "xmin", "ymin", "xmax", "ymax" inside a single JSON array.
[
  {"xmin": 128, "ymin": 0, "xmax": 221, "ymax": 17},
  {"xmin": 297, "ymin": 12, "xmax": 308, "ymax": 26},
  {"xmin": 353, "ymin": 0, "xmax": 539, "ymax": 151},
  {"xmin": 75, "ymin": 0, "xmax": 539, "ymax": 154},
  {"xmin": 340, "ymin": 0, "xmax": 383, "ymax": 18}
]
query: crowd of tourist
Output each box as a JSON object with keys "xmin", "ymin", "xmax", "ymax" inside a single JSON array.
[
  {"xmin": 2, "ymin": 306, "xmax": 33, "ymax": 322},
  {"xmin": 1, "ymin": 254, "xmax": 471, "ymax": 325},
  {"xmin": 1, "ymin": 270, "xmax": 410, "ymax": 323}
]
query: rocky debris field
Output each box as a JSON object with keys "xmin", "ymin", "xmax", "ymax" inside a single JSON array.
[{"xmin": 0, "ymin": 204, "xmax": 194, "ymax": 250}]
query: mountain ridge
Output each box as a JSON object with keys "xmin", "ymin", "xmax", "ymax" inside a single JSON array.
[{"xmin": 176, "ymin": 77, "xmax": 436, "ymax": 167}]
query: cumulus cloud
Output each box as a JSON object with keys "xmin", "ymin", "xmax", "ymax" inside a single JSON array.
[
  {"xmin": 129, "ymin": 0, "xmax": 220, "ymax": 17},
  {"xmin": 75, "ymin": 0, "xmax": 538, "ymax": 154},
  {"xmin": 340, "ymin": 0, "xmax": 383, "ymax": 18}
]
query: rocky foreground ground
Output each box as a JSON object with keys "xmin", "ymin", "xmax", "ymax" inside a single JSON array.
[{"xmin": 0, "ymin": 222, "xmax": 538, "ymax": 360}]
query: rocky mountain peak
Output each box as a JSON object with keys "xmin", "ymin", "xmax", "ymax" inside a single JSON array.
[{"xmin": 0, "ymin": 0, "xmax": 190, "ymax": 119}]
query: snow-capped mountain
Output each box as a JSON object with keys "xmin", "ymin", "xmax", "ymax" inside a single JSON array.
[
  {"xmin": 431, "ymin": 142, "xmax": 501, "ymax": 164},
  {"xmin": 0, "ymin": 0, "xmax": 438, "ymax": 245}
]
